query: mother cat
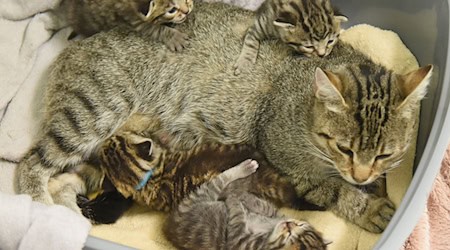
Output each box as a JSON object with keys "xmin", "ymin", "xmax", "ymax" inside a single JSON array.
[{"xmin": 17, "ymin": 0, "xmax": 432, "ymax": 233}]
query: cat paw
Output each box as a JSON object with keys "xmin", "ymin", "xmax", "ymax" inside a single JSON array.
[
  {"xmin": 166, "ymin": 30, "xmax": 189, "ymax": 52},
  {"xmin": 357, "ymin": 196, "xmax": 395, "ymax": 233},
  {"xmin": 235, "ymin": 159, "xmax": 259, "ymax": 177},
  {"xmin": 233, "ymin": 57, "xmax": 253, "ymax": 75}
]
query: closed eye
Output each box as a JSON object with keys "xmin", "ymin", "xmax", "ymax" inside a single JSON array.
[
  {"xmin": 317, "ymin": 133, "xmax": 333, "ymax": 140},
  {"xmin": 327, "ymin": 39, "xmax": 335, "ymax": 44},
  {"xmin": 337, "ymin": 144, "xmax": 354, "ymax": 158},
  {"xmin": 167, "ymin": 7, "xmax": 178, "ymax": 14},
  {"xmin": 375, "ymin": 153, "xmax": 392, "ymax": 161}
]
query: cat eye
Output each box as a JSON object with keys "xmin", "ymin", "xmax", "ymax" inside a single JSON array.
[
  {"xmin": 337, "ymin": 144, "xmax": 354, "ymax": 158},
  {"xmin": 167, "ymin": 7, "xmax": 178, "ymax": 14},
  {"xmin": 317, "ymin": 133, "xmax": 333, "ymax": 140},
  {"xmin": 375, "ymin": 153, "xmax": 393, "ymax": 161},
  {"xmin": 327, "ymin": 39, "xmax": 335, "ymax": 44},
  {"xmin": 303, "ymin": 45, "xmax": 314, "ymax": 49}
]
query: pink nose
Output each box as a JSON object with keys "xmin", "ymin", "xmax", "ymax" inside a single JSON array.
[{"xmin": 352, "ymin": 167, "xmax": 371, "ymax": 183}]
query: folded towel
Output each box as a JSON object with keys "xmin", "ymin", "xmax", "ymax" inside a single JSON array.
[
  {"xmin": 402, "ymin": 144, "xmax": 450, "ymax": 250},
  {"xmin": 0, "ymin": 192, "xmax": 91, "ymax": 250}
]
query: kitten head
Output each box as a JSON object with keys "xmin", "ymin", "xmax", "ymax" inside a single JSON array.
[
  {"xmin": 267, "ymin": 219, "xmax": 329, "ymax": 249},
  {"xmin": 99, "ymin": 132, "xmax": 165, "ymax": 195},
  {"xmin": 139, "ymin": 0, "xmax": 194, "ymax": 24},
  {"xmin": 310, "ymin": 64, "xmax": 433, "ymax": 185},
  {"xmin": 273, "ymin": 0, "xmax": 347, "ymax": 57}
]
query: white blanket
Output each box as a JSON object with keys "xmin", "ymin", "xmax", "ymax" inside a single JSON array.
[{"xmin": 0, "ymin": 0, "xmax": 90, "ymax": 248}]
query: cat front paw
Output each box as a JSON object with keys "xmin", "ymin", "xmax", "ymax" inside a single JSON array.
[
  {"xmin": 233, "ymin": 55, "xmax": 255, "ymax": 76},
  {"xmin": 235, "ymin": 159, "xmax": 259, "ymax": 178},
  {"xmin": 357, "ymin": 196, "xmax": 395, "ymax": 233},
  {"xmin": 166, "ymin": 30, "xmax": 189, "ymax": 52}
]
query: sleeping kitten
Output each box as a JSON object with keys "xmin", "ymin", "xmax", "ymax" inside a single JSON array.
[
  {"xmin": 164, "ymin": 159, "xmax": 329, "ymax": 250},
  {"xmin": 234, "ymin": 0, "xmax": 347, "ymax": 74},
  {"xmin": 64, "ymin": 0, "xmax": 193, "ymax": 51},
  {"xmin": 75, "ymin": 131, "xmax": 322, "ymax": 223}
]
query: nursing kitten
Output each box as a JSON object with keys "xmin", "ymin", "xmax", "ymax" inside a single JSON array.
[
  {"xmin": 17, "ymin": 1, "xmax": 433, "ymax": 234},
  {"xmin": 234, "ymin": 0, "xmax": 347, "ymax": 74},
  {"xmin": 164, "ymin": 160, "xmax": 329, "ymax": 250},
  {"xmin": 65, "ymin": 0, "xmax": 193, "ymax": 51},
  {"xmin": 76, "ymin": 131, "xmax": 322, "ymax": 223}
]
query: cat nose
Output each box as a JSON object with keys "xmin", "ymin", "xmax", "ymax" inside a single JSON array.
[{"xmin": 352, "ymin": 167, "xmax": 372, "ymax": 183}]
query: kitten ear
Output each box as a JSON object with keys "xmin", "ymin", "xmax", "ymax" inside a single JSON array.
[
  {"xmin": 135, "ymin": 140, "xmax": 153, "ymax": 159},
  {"xmin": 145, "ymin": 0, "xmax": 163, "ymax": 22},
  {"xmin": 396, "ymin": 65, "xmax": 433, "ymax": 111},
  {"xmin": 273, "ymin": 11, "xmax": 297, "ymax": 28},
  {"xmin": 334, "ymin": 15, "xmax": 348, "ymax": 23},
  {"xmin": 323, "ymin": 239, "xmax": 333, "ymax": 246},
  {"xmin": 314, "ymin": 67, "xmax": 348, "ymax": 112}
]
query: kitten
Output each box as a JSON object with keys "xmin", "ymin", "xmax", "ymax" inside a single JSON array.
[
  {"xmin": 164, "ymin": 159, "xmax": 329, "ymax": 250},
  {"xmin": 234, "ymin": 0, "xmax": 347, "ymax": 75},
  {"xmin": 17, "ymin": 1, "xmax": 433, "ymax": 234},
  {"xmin": 75, "ymin": 131, "xmax": 322, "ymax": 223},
  {"xmin": 64, "ymin": 0, "xmax": 193, "ymax": 51}
]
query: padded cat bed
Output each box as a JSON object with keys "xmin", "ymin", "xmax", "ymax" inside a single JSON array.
[{"xmin": 0, "ymin": 0, "xmax": 448, "ymax": 250}]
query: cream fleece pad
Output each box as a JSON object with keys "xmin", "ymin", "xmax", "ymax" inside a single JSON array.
[{"xmin": 90, "ymin": 24, "xmax": 420, "ymax": 250}]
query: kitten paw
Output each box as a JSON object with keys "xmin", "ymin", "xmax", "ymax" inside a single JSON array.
[
  {"xmin": 233, "ymin": 54, "xmax": 256, "ymax": 75},
  {"xmin": 236, "ymin": 159, "xmax": 259, "ymax": 177},
  {"xmin": 166, "ymin": 30, "xmax": 189, "ymax": 52},
  {"xmin": 357, "ymin": 196, "xmax": 395, "ymax": 233}
]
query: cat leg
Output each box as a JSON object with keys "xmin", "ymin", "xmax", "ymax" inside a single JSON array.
[
  {"xmin": 238, "ymin": 192, "xmax": 278, "ymax": 217},
  {"xmin": 297, "ymin": 177, "xmax": 395, "ymax": 233},
  {"xmin": 48, "ymin": 173, "xmax": 87, "ymax": 214},
  {"xmin": 141, "ymin": 24, "xmax": 189, "ymax": 52},
  {"xmin": 224, "ymin": 195, "xmax": 251, "ymax": 249},
  {"xmin": 233, "ymin": 25, "xmax": 261, "ymax": 75},
  {"xmin": 177, "ymin": 159, "xmax": 258, "ymax": 212}
]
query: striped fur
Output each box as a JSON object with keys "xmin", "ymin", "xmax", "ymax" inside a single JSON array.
[
  {"xmin": 234, "ymin": 0, "xmax": 347, "ymax": 74},
  {"xmin": 164, "ymin": 160, "xmax": 328, "ymax": 250},
  {"xmin": 93, "ymin": 131, "xmax": 322, "ymax": 213},
  {"xmin": 64, "ymin": 0, "xmax": 193, "ymax": 51}
]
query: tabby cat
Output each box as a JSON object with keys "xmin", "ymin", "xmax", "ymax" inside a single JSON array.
[
  {"xmin": 234, "ymin": 0, "xmax": 347, "ymax": 74},
  {"xmin": 64, "ymin": 0, "xmax": 193, "ymax": 51},
  {"xmin": 75, "ymin": 131, "xmax": 322, "ymax": 223},
  {"xmin": 17, "ymin": 1, "xmax": 433, "ymax": 234},
  {"xmin": 164, "ymin": 159, "xmax": 329, "ymax": 250}
]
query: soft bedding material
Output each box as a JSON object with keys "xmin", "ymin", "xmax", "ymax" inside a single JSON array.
[{"xmin": 1, "ymin": 0, "xmax": 447, "ymax": 249}]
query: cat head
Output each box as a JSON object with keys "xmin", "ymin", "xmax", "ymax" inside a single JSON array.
[
  {"xmin": 267, "ymin": 219, "xmax": 329, "ymax": 249},
  {"xmin": 273, "ymin": 0, "xmax": 347, "ymax": 57},
  {"xmin": 138, "ymin": 0, "xmax": 193, "ymax": 24},
  {"xmin": 310, "ymin": 64, "xmax": 433, "ymax": 185},
  {"xmin": 99, "ymin": 132, "xmax": 165, "ymax": 195}
]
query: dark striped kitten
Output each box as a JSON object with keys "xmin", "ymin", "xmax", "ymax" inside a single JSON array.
[
  {"xmin": 234, "ymin": 0, "xmax": 347, "ymax": 74},
  {"xmin": 77, "ymin": 131, "xmax": 323, "ymax": 223},
  {"xmin": 164, "ymin": 160, "xmax": 329, "ymax": 250},
  {"xmin": 65, "ymin": 0, "xmax": 193, "ymax": 51}
]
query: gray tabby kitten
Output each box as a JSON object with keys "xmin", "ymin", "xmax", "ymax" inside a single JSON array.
[
  {"xmin": 17, "ymin": 1, "xmax": 433, "ymax": 233},
  {"xmin": 234, "ymin": 0, "xmax": 347, "ymax": 75},
  {"xmin": 164, "ymin": 159, "xmax": 329, "ymax": 250},
  {"xmin": 64, "ymin": 0, "xmax": 193, "ymax": 51}
]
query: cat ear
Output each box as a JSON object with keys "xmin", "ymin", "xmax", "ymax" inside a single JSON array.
[
  {"xmin": 135, "ymin": 140, "xmax": 153, "ymax": 159},
  {"xmin": 396, "ymin": 65, "xmax": 433, "ymax": 111},
  {"xmin": 314, "ymin": 67, "xmax": 348, "ymax": 112},
  {"xmin": 334, "ymin": 15, "xmax": 348, "ymax": 23},
  {"xmin": 145, "ymin": 0, "xmax": 164, "ymax": 22},
  {"xmin": 273, "ymin": 11, "xmax": 297, "ymax": 28},
  {"xmin": 323, "ymin": 239, "xmax": 333, "ymax": 246}
]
